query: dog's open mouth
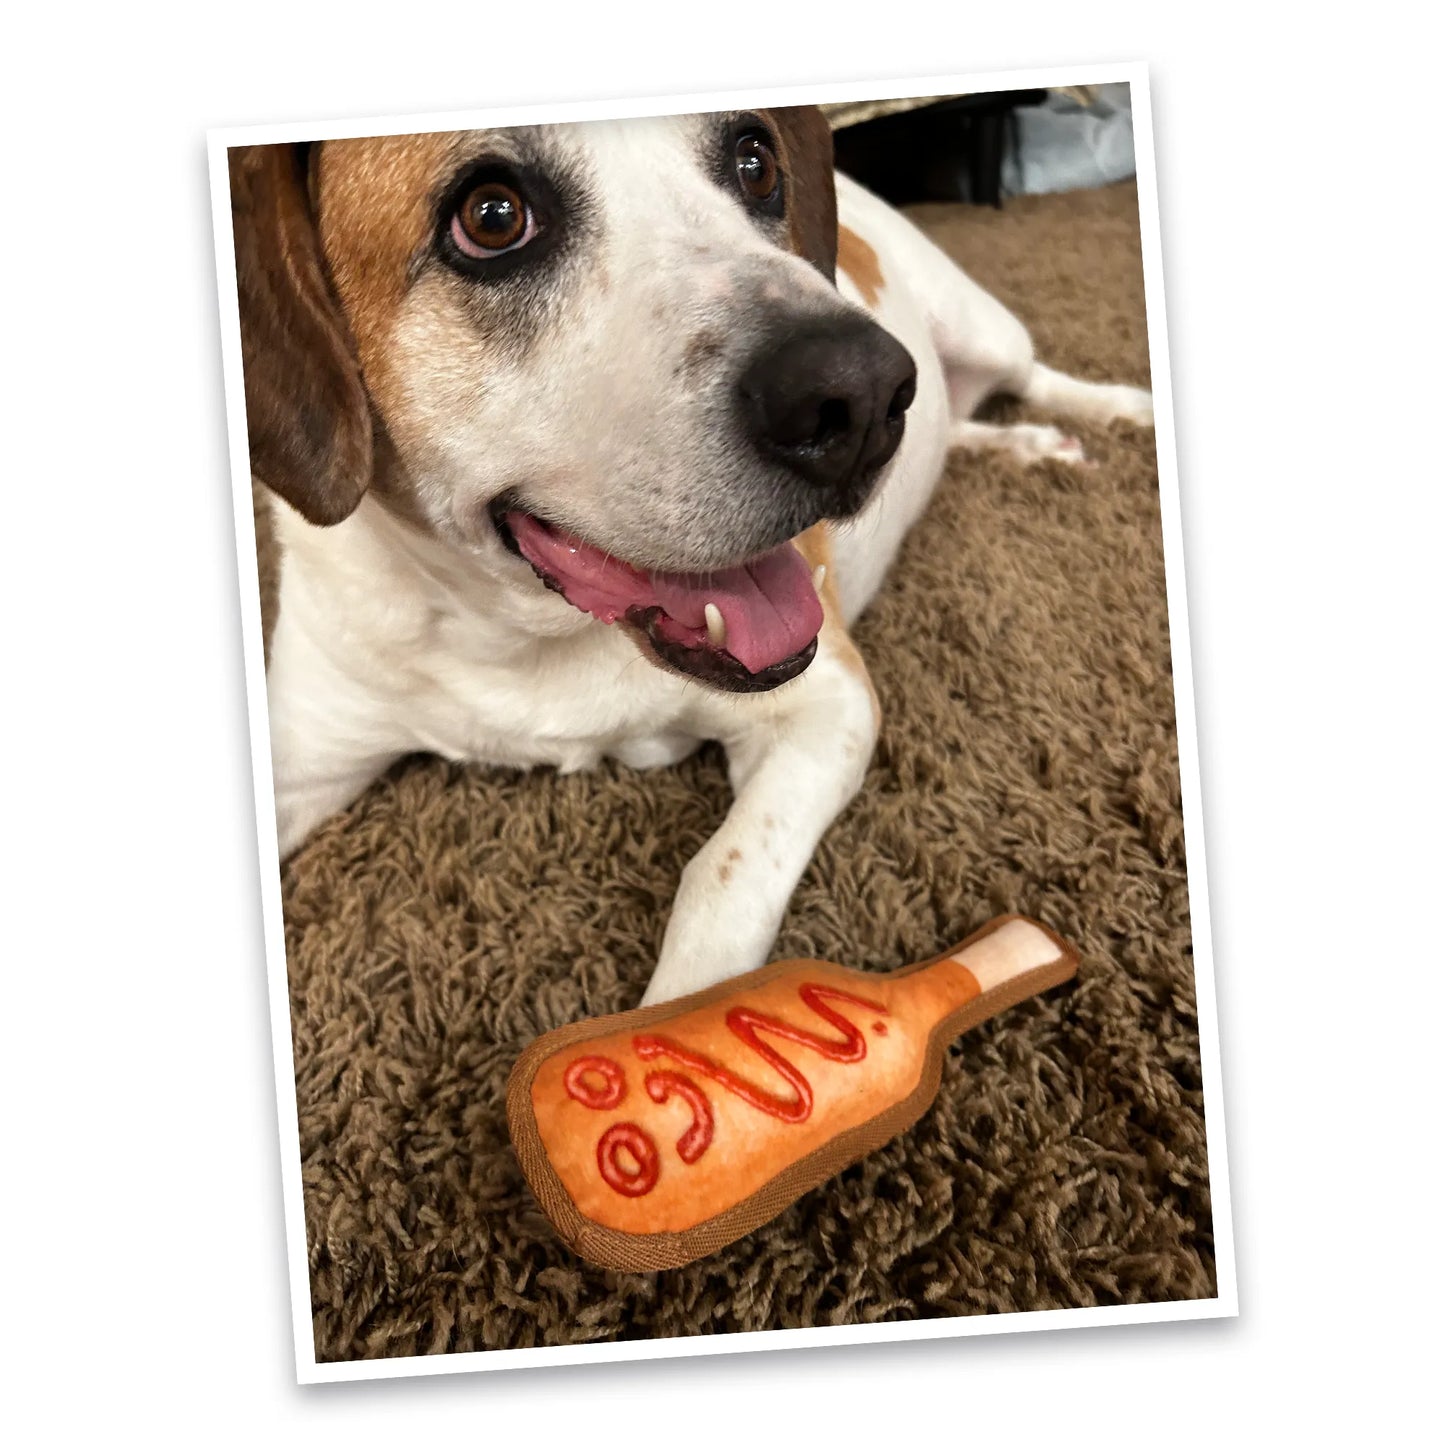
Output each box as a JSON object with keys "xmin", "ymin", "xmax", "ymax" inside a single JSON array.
[{"xmin": 496, "ymin": 510, "xmax": 824, "ymax": 692}]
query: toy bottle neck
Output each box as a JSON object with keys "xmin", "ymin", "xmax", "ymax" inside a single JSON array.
[{"xmin": 866, "ymin": 917, "xmax": 1074, "ymax": 1033}]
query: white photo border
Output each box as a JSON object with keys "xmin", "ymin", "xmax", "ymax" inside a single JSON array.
[{"xmin": 206, "ymin": 60, "xmax": 1237, "ymax": 1385}]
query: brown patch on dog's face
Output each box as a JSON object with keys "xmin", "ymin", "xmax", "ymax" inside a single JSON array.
[
  {"xmin": 762, "ymin": 106, "xmax": 838, "ymax": 281},
  {"xmin": 313, "ymin": 134, "xmax": 466, "ymax": 422},
  {"xmin": 303, "ymin": 127, "xmax": 604, "ymax": 533},
  {"xmin": 838, "ymin": 224, "xmax": 884, "ymax": 307}
]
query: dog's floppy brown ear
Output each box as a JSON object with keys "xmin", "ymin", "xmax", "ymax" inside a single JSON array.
[
  {"xmin": 229, "ymin": 143, "xmax": 373, "ymax": 526},
  {"xmin": 766, "ymin": 106, "xmax": 838, "ymax": 283}
]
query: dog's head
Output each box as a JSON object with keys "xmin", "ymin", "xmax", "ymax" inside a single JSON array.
[{"xmin": 231, "ymin": 110, "xmax": 915, "ymax": 691}]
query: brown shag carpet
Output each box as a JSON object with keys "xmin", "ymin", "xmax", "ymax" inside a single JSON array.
[{"xmin": 264, "ymin": 179, "xmax": 1212, "ymax": 1363}]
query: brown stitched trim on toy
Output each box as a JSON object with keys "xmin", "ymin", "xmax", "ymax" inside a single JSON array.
[{"xmin": 506, "ymin": 915, "xmax": 1079, "ymax": 1271}]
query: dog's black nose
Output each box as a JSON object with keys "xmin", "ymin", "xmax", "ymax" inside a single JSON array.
[{"xmin": 739, "ymin": 320, "xmax": 916, "ymax": 507}]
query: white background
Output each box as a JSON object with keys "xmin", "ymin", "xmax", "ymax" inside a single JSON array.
[{"xmin": 5, "ymin": 2, "xmax": 1438, "ymax": 1437}]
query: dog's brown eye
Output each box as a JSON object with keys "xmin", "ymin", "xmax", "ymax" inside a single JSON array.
[
  {"xmin": 452, "ymin": 181, "xmax": 534, "ymax": 256},
  {"xmin": 735, "ymin": 133, "xmax": 779, "ymax": 203}
]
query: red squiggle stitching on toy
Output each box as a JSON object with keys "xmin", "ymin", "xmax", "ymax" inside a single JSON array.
[
  {"xmin": 644, "ymin": 1071, "xmax": 715, "ymax": 1162},
  {"xmin": 631, "ymin": 984, "xmax": 888, "ymax": 1124}
]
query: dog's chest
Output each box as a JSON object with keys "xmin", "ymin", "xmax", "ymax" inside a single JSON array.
[{"xmin": 409, "ymin": 614, "xmax": 702, "ymax": 772}]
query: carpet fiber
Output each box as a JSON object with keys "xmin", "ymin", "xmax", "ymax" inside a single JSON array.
[{"xmin": 262, "ymin": 179, "xmax": 1214, "ymax": 1362}]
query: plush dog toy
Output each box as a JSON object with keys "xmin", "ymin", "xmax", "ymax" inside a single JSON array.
[{"xmin": 507, "ymin": 914, "xmax": 1078, "ymax": 1271}]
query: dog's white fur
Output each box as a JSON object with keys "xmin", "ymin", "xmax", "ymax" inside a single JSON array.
[{"xmin": 261, "ymin": 120, "xmax": 1151, "ymax": 1005}]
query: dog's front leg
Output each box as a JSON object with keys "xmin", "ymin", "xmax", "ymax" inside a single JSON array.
[{"xmin": 640, "ymin": 638, "xmax": 879, "ymax": 1006}]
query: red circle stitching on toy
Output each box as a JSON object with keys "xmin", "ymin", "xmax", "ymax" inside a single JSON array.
[
  {"xmin": 597, "ymin": 1122, "xmax": 659, "ymax": 1196},
  {"xmin": 644, "ymin": 1070, "xmax": 715, "ymax": 1163},
  {"xmin": 564, "ymin": 1055, "xmax": 626, "ymax": 1110}
]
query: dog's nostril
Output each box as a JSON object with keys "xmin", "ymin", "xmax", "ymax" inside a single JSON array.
[
  {"xmin": 813, "ymin": 398, "xmax": 851, "ymax": 447},
  {"xmin": 887, "ymin": 373, "xmax": 916, "ymax": 422}
]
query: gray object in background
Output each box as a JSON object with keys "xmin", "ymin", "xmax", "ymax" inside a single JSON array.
[{"xmin": 1002, "ymin": 82, "xmax": 1137, "ymax": 196}]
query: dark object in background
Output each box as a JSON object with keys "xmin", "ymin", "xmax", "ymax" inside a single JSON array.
[{"xmin": 833, "ymin": 91, "xmax": 1048, "ymax": 208}]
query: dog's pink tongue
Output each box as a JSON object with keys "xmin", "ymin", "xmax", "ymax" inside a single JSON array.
[
  {"xmin": 648, "ymin": 546, "xmax": 822, "ymax": 674},
  {"xmin": 506, "ymin": 513, "xmax": 823, "ymax": 674}
]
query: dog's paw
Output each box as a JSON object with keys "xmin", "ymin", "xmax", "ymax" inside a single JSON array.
[
  {"xmin": 1105, "ymin": 385, "xmax": 1154, "ymax": 428},
  {"xmin": 950, "ymin": 419, "xmax": 1091, "ymax": 465},
  {"xmin": 1013, "ymin": 423, "xmax": 1088, "ymax": 462}
]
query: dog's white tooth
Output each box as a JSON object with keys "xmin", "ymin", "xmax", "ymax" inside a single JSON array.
[
  {"xmin": 704, "ymin": 602, "xmax": 727, "ymax": 647},
  {"xmin": 812, "ymin": 564, "xmax": 827, "ymax": 595}
]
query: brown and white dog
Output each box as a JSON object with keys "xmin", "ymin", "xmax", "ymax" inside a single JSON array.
[{"xmin": 231, "ymin": 106, "xmax": 1151, "ymax": 1006}]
